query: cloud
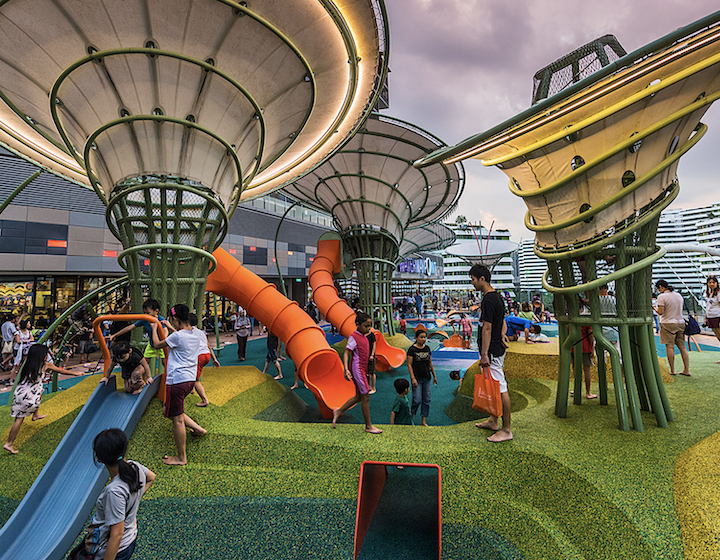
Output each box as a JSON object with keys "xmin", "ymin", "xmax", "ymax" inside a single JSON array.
[{"xmin": 384, "ymin": 0, "xmax": 720, "ymax": 239}]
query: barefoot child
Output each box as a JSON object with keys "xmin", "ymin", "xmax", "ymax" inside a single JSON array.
[
  {"xmin": 151, "ymin": 304, "xmax": 207, "ymax": 466},
  {"xmin": 261, "ymin": 333, "xmax": 283, "ymax": 380},
  {"xmin": 107, "ymin": 341, "xmax": 152, "ymax": 395},
  {"xmin": 332, "ymin": 312, "xmax": 382, "ymax": 434},
  {"xmin": 188, "ymin": 313, "xmax": 219, "ymax": 407},
  {"xmin": 390, "ymin": 378, "xmax": 413, "ymax": 425},
  {"xmin": 4, "ymin": 344, "xmax": 79, "ymax": 454}
]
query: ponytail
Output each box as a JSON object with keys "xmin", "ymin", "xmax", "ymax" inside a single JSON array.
[
  {"xmin": 93, "ymin": 428, "xmax": 142, "ymax": 493},
  {"xmin": 117, "ymin": 458, "xmax": 141, "ymax": 493}
]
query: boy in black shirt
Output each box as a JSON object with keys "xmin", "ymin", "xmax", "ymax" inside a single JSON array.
[{"xmin": 470, "ymin": 264, "xmax": 512, "ymax": 442}]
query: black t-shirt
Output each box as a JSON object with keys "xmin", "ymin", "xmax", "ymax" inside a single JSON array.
[
  {"xmin": 267, "ymin": 334, "xmax": 279, "ymax": 351},
  {"xmin": 119, "ymin": 348, "xmax": 144, "ymax": 380},
  {"xmin": 478, "ymin": 291, "xmax": 506, "ymax": 358},
  {"xmin": 407, "ymin": 344, "xmax": 432, "ymax": 381}
]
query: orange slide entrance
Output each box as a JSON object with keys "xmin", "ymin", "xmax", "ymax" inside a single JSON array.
[
  {"xmin": 309, "ymin": 236, "xmax": 406, "ymax": 371},
  {"xmin": 206, "ymin": 248, "xmax": 355, "ymax": 418}
]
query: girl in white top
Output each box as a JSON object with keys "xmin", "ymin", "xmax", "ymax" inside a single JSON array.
[
  {"xmin": 13, "ymin": 319, "xmax": 33, "ymax": 368},
  {"xmin": 704, "ymin": 275, "xmax": 720, "ymax": 346},
  {"xmin": 151, "ymin": 304, "xmax": 207, "ymax": 466}
]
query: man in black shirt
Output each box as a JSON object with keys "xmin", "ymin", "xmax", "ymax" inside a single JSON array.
[{"xmin": 470, "ymin": 264, "xmax": 513, "ymax": 443}]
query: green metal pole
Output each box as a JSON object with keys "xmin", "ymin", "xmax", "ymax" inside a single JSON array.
[
  {"xmin": 0, "ymin": 170, "xmax": 42, "ymax": 217},
  {"xmin": 618, "ymin": 323, "xmax": 643, "ymax": 432},
  {"xmin": 594, "ymin": 328, "xmax": 630, "ymax": 431},
  {"xmin": 637, "ymin": 324, "xmax": 668, "ymax": 427}
]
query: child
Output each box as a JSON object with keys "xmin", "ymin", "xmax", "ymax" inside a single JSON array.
[
  {"xmin": 107, "ymin": 298, "xmax": 166, "ymax": 372},
  {"xmin": 262, "ymin": 333, "xmax": 283, "ymax": 380},
  {"xmin": 151, "ymin": 304, "xmax": 207, "ymax": 466},
  {"xmin": 459, "ymin": 313, "xmax": 472, "ymax": 348},
  {"xmin": 332, "ymin": 312, "xmax": 382, "ymax": 434},
  {"xmin": 571, "ymin": 326, "xmax": 598, "ymax": 400},
  {"xmin": 108, "ymin": 341, "xmax": 152, "ymax": 395},
  {"xmin": 449, "ymin": 368, "xmax": 466, "ymax": 390},
  {"xmin": 407, "ymin": 328, "xmax": 437, "ymax": 427},
  {"xmin": 399, "ymin": 314, "xmax": 407, "ymax": 336},
  {"xmin": 11, "ymin": 319, "xmax": 34, "ymax": 376},
  {"xmin": 390, "ymin": 378, "xmax": 413, "ymax": 425},
  {"xmin": 4, "ymin": 344, "xmax": 79, "ymax": 454},
  {"xmin": 83, "ymin": 429, "xmax": 156, "ymax": 560},
  {"xmin": 366, "ymin": 329, "xmax": 377, "ymax": 394},
  {"xmin": 188, "ymin": 313, "xmax": 220, "ymax": 407}
]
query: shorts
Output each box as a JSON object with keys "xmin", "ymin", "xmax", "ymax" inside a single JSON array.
[
  {"xmin": 582, "ymin": 352, "xmax": 593, "ymax": 368},
  {"xmin": 367, "ymin": 357, "xmax": 375, "ymax": 376},
  {"xmin": 487, "ymin": 354, "xmax": 507, "ymax": 393},
  {"xmin": 144, "ymin": 343, "xmax": 165, "ymax": 359},
  {"xmin": 660, "ymin": 323, "xmax": 685, "ymax": 346},
  {"xmin": 266, "ymin": 348, "xmax": 278, "ymax": 363},
  {"xmin": 197, "ymin": 352, "xmax": 211, "ymax": 380},
  {"xmin": 164, "ymin": 380, "xmax": 194, "ymax": 418},
  {"xmin": 77, "ymin": 339, "xmax": 92, "ymax": 354},
  {"xmin": 351, "ymin": 366, "xmax": 370, "ymax": 395},
  {"xmin": 707, "ymin": 316, "xmax": 720, "ymax": 329}
]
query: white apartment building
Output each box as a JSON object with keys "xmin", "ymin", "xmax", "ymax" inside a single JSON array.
[
  {"xmin": 432, "ymin": 223, "xmax": 515, "ymax": 294},
  {"xmin": 510, "ymin": 202, "xmax": 720, "ymax": 308},
  {"xmin": 653, "ymin": 202, "xmax": 720, "ymax": 303},
  {"xmin": 516, "ymin": 238, "xmax": 548, "ymax": 297}
]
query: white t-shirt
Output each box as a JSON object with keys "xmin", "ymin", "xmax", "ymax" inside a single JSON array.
[
  {"xmin": 1, "ymin": 321, "xmax": 17, "ymax": 343},
  {"xmin": 194, "ymin": 326, "xmax": 210, "ymax": 354},
  {"xmin": 657, "ymin": 291, "xmax": 684, "ymax": 324},
  {"xmin": 705, "ymin": 293, "xmax": 720, "ymax": 319},
  {"xmin": 164, "ymin": 328, "xmax": 203, "ymax": 385}
]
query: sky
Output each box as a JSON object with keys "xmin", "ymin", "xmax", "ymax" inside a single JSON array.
[{"xmin": 382, "ymin": 0, "xmax": 720, "ymax": 242}]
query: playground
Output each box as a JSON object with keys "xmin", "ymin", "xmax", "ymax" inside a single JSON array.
[{"xmin": 1, "ymin": 0, "xmax": 720, "ymax": 558}]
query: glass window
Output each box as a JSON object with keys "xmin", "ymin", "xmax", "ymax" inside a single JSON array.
[
  {"xmin": 0, "ymin": 277, "xmax": 34, "ymax": 319},
  {"xmin": 33, "ymin": 277, "xmax": 54, "ymax": 324},
  {"xmin": 55, "ymin": 277, "xmax": 78, "ymax": 318}
]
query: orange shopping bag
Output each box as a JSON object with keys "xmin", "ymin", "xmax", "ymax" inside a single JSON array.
[{"xmin": 472, "ymin": 367, "xmax": 503, "ymax": 417}]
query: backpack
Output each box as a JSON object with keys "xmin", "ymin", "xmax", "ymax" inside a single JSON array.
[{"xmin": 68, "ymin": 522, "xmax": 102, "ymax": 560}]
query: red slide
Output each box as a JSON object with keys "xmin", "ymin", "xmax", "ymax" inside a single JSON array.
[
  {"xmin": 309, "ymin": 236, "xmax": 406, "ymax": 371},
  {"xmin": 206, "ymin": 248, "xmax": 355, "ymax": 418}
]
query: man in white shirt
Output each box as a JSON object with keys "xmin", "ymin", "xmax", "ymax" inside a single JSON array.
[{"xmin": 656, "ymin": 280, "xmax": 690, "ymax": 376}]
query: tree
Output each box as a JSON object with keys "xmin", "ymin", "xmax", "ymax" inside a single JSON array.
[{"xmin": 455, "ymin": 215, "xmax": 467, "ymax": 224}]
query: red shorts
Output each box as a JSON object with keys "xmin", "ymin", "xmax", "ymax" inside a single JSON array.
[
  {"xmin": 197, "ymin": 352, "xmax": 211, "ymax": 379},
  {"xmin": 164, "ymin": 381, "xmax": 194, "ymax": 418}
]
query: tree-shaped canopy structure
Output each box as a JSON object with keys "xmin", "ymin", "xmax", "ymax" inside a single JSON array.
[
  {"xmin": 284, "ymin": 113, "xmax": 464, "ymax": 332},
  {"xmin": 416, "ymin": 11, "xmax": 720, "ymax": 431},
  {"xmin": 0, "ymin": 0, "xmax": 389, "ymax": 311}
]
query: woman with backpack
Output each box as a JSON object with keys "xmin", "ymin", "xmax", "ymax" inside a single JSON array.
[{"xmin": 73, "ymin": 428, "xmax": 156, "ymax": 560}]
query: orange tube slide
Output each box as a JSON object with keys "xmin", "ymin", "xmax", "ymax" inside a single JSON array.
[
  {"xmin": 310, "ymin": 238, "xmax": 406, "ymax": 371},
  {"xmin": 206, "ymin": 247, "xmax": 354, "ymax": 418}
]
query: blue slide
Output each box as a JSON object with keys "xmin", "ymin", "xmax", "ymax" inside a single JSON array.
[{"xmin": 0, "ymin": 375, "xmax": 160, "ymax": 560}]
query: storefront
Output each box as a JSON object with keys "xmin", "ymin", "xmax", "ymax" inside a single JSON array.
[{"xmin": 0, "ymin": 275, "xmax": 121, "ymax": 325}]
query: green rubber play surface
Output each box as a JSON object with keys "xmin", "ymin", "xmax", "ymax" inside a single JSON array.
[{"xmin": 1, "ymin": 337, "xmax": 719, "ymax": 559}]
